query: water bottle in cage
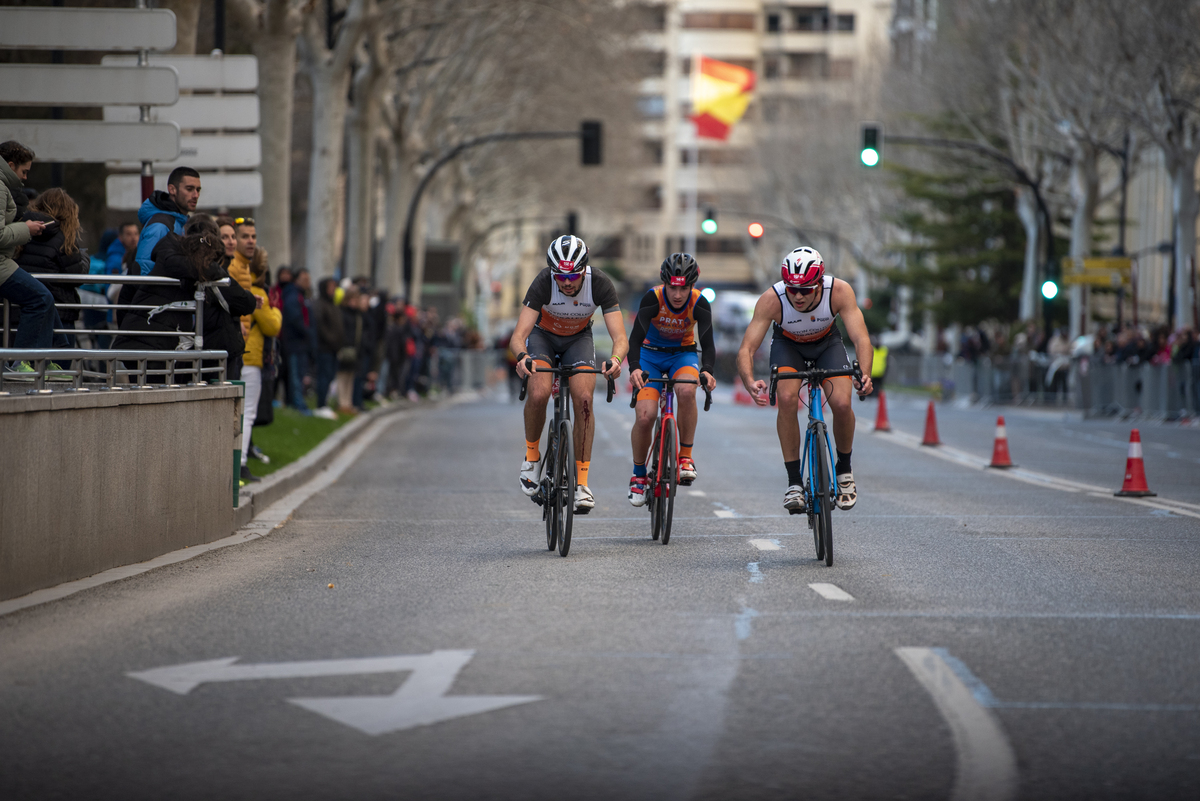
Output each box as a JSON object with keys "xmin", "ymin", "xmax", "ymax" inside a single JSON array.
[{"xmin": 551, "ymin": 376, "xmax": 561, "ymax": 399}]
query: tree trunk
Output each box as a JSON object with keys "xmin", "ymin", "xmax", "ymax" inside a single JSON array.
[
  {"xmin": 254, "ymin": 18, "xmax": 298, "ymax": 267},
  {"xmin": 1171, "ymin": 153, "xmax": 1200, "ymax": 329},
  {"xmin": 379, "ymin": 142, "xmax": 417, "ymax": 295},
  {"xmin": 1068, "ymin": 143, "xmax": 1099, "ymax": 338},
  {"xmin": 1015, "ymin": 186, "xmax": 1042, "ymax": 323},
  {"xmin": 161, "ymin": 0, "xmax": 201, "ymax": 55},
  {"xmin": 345, "ymin": 61, "xmax": 382, "ymax": 279},
  {"xmin": 303, "ymin": 64, "xmax": 352, "ymax": 278}
]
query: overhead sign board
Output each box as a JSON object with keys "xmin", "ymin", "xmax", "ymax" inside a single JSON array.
[
  {"xmin": 106, "ymin": 172, "xmax": 263, "ymax": 210},
  {"xmin": 2, "ymin": 120, "xmax": 180, "ymax": 163},
  {"xmin": 0, "ymin": 64, "xmax": 178, "ymax": 107},
  {"xmin": 102, "ymin": 54, "xmax": 258, "ymax": 92},
  {"xmin": 108, "ymin": 134, "xmax": 260, "ymax": 171},
  {"xmin": 104, "ymin": 95, "xmax": 260, "ymax": 130},
  {"xmin": 1062, "ymin": 256, "xmax": 1131, "ymax": 287},
  {"xmin": 0, "ymin": 8, "xmax": 176, "ymax": 52}
]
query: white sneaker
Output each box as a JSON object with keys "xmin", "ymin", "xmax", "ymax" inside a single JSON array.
[
  {"xmin": 313, "ymin": 406, "xmax": 338, "ymax": 420},
  {"xmin": 784, "ymin": 484, "xmax": 806, "ymax": 514},
  {"xmin": 574, "ymin": 484, "xmax": 595, "ymax": 512},
  {"xmin": 836, "ymin": 472, "xmax": 857, "ymax": 510},
  {"xmin": 520, "ymin": 460, "xmax": 539, "ymax": 496},
  {"xmin": 628, "ymin": 475, "xmax": 649, "ymax": 507}
]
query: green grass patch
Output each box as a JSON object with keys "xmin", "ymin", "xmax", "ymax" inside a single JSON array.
[{"xmin": 247, "ymin": 405, "xmax": 357, "ymax": 477}]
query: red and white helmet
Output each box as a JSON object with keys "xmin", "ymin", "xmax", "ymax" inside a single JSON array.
[{"xmin": 780, "ymin": 246, "xmax": 824, "ymax": 287}]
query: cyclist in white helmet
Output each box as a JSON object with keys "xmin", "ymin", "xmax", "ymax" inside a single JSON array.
[
  {"xmin": 736, "ymin": 246, "xmax": 873, "ymax": 513},
  {"xmin": 510, "ymin": 235, "xmax": 628, "ymax": 513}
]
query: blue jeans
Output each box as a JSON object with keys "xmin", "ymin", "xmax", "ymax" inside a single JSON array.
[
  {"xmin": 287, "ymin": 351, "xmax": 310, "ymax": 412},
  {"xmin": 316, "ymin": 351, "xmax": 337, "ymax": 408},
  {"xmin": 0, "ymin": 267, "xmax": 70, "ymax": 349}
]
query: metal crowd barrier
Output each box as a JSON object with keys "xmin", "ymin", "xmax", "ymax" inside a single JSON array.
[
  {"xmin": 0, "ymin": 348, "xmax": 230, "ymax": 394},
  {"xmin": 1, "ymin": 273, "xmax": 231, "ymax": 350}
]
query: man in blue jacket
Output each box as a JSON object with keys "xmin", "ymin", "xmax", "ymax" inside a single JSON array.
[{"xmin": 134, "ymin": 166, "xmax": 201, "ymax": 275}]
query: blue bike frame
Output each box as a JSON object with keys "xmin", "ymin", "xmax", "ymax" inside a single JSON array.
[{"xmin": 798, "ymin": 381, "xmax": 839, "ymax": 510}]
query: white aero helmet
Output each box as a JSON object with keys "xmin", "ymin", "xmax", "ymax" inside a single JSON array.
[
  {"xmin": 780, "ymin": 246, "xmax": 825, "ymax": 287},
  {"xmin": 546, "ymin": 235, "xmax": 590, "ymax": 274}
]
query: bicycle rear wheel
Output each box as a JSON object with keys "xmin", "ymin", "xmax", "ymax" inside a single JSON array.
[
  {"xmin": 814, "ymin": 423, "xmax": 834, "ymax": 566},
  {"xmin": 555, "ymin": 418, "xmax": 576, "ymax": 557},
  {"xmin": 660, "ymin": 418, "xmax": 678, "ymax": 545},
  {"xmin": 648, "ymin": 427, "xmax": 661, "ymax": 541}
]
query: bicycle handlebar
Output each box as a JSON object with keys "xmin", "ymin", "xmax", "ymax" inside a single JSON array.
[
  {"xmin": 768, "ymin": 360, "xmax": 863, "ymax": 407},
  {"xmin": 628, "ymin": 374, "xmax": 713, "ymax": 411},
  {"xmin": 519, "ymin": 358, "xmax": 616, "ymax": 403}
]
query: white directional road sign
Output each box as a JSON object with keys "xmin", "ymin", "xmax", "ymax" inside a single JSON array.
[
  {"xmin": 109, "ymin": 134, "xmax": 260, "ymax": 171},
  {"xmin": 106, "ymin": 172, "xmax": 262, "ymax": 210},
  {"xmin": 102, "ymin": 54, "xmax": 258, "ymax": 92},
  {"xmin": 104, "ymin": 95, "xmax": 260, "ymax": 130},
  {"xmin": 0, "ymin": 64, "xmax": 179, "ymax": 107},
  {"xmin": 3, "ymin": 121, "xmax": 180, "ymax": 163},
  {"xmin": 0, "ymin": 8, "xmax": 177, "ymax": 52},
  {"xmin": 128, "ymin": 649, "xmax": 542, "ymax": 736}
]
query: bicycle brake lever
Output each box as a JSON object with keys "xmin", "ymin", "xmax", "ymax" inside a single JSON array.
[{"xmin": 703, "ymin": 388, "xmax": 712, "ymax": 412}]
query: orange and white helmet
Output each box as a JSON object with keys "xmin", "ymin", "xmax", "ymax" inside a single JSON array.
[{"xmin": 780, "ymin": 246, "xmax": 824, "ymax": 287}]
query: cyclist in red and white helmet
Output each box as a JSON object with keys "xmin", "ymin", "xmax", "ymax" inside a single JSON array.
[{"xmin": 736, "ymin": 246, "xmax": 874, "ymax": 513}]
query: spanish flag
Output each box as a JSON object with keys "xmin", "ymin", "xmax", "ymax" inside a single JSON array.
[{"xmin": 690, "ymin": 55, "xmax": 756, "ymax": 140}]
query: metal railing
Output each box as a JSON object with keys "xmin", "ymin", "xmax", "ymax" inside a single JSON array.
[
  {"xmin": 0, "ymin": 348, "xmax": 229, "ymax": 394},
  {"xmin": 1, "ymin": 273, "xmax": 230, "ymax": 350}
]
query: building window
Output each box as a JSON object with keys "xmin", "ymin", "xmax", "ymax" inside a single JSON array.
[
  {"xmin": 830, "ymin": 58, "xmax": 854, "ymax": 79},
  {"xmin": 835, "ymin": 13, "xmax": 855, "ymax": 31},
  {"xmin": 634, "ymin": 50, "xmax": 666, "ymax": 78},
  {"xmin": 763, "ymin": 54, "xmax": 782, "ymax": 80},
  {"xmin": 788, "ymin": 52, "xmax": 829, "ymax": 79},
  {"xmin": 682, "ymin": 148, "xmax": 751, "ymax": 165},
  {"xmin": 668, "ymin": 237, "xmax": 745, "ymax": 255},
  {"xmin": 681, "ymin": 56, "xmax": 756, "ymax": 75},
  {"xmin": 766, "ymin": 12, "xmax": 782, "ymax": 32},
  {"xmin": 644, "ymin": 140, "xmax": 663, "ymax": 165},
  {"xmin": 681, "ymin": 13, "xmax": 756, "ymax": 30},
  {"xmin": 637, "ymin": 95, "xmax": 665, "ymax": 119},
  {"xmin": 794, "ymin": 6, "xmax": 830, "ymax": 32},
  {"xmin": 643, "ymin": 185, "xmax": 663, "ymax": 210},
  {"xmin": 632, "ymin": 4, "xmax": 666, "ymax": 31}
]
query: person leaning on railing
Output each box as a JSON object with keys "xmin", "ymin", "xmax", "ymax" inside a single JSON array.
[
  {"xmin": 0, "ymin": 141, "xmax": 57, "ymax": 357},
  {"xmin": 187, "ymin": 215, "xmax": 256, "ymax": 380},
  {"xmin": 18, "ymin": 187, "xmax": 89, "ymax": 341}
]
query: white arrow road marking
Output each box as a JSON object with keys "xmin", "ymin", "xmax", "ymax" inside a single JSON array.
[
  {"xmin": 896, "ymin": 648, "xmax": 1017, "ymax": 801},
  {"xmin": 808, "ymin": 582, "xmax": 854, "ymax": 601},
  {"xmin": 129, "ymin": 649, "xmax": 542, "ymax": 735},
  {"xmin": 749, "ymin": 538, "xmax": 781, "ymax": 551}
]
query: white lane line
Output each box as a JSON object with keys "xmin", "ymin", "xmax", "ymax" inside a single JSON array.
[
  {"xmin": 688, "ymin": 489, "xmax": 707, "ymax": 497},
  {"xmin": 868, "ymin": 422, "xmax": 1200, "ymax": 519},
  {"xmin": 0, "ymin": 413, "xmax": 406, "ymax": 618},
  {"xmin": 808, "ymin": 582, "xmax": 854, "ymax": 601},
  {"xmin": 734, "ymin": 602, "xmax": 759, "ymax": 640},
  {"xmin": 749, "ymin": 538, "xmax": 782, "ymax": 551},
  {"xmin": 746, "ymin": 562, "xmax": 764, "ymax": 583},
  {"xmin": 714, "ymin": 510, "xmax": 736, "ymax": 518},
  {"xmin": 896, "ymin": 648, "xmax": 1018, "ymax": 801}
]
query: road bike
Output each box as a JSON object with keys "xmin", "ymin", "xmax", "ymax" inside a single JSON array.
[
  {"xmin": 769, "ymin": 360, "xmax": 862, "ymax": 566},
  {"xmin": 630, "ymin": 375, "xmax": 712, "ymax": 544},
  {"xmin": 519, "ymin": 357, "xmax": 615, "ymax": 557}
]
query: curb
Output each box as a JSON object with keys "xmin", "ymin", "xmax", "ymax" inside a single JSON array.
[{"xmin": 232, "ymin": 401, "xmax": 415, "ymax": 530}]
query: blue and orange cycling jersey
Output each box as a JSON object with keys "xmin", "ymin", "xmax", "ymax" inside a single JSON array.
[{"xmin": 642, "ymin": 286, "xmax": 701, "ymax": 349}]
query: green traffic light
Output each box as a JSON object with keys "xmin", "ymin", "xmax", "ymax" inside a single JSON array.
[
  {"xmin": 1041, "ymin": 280, "xmax": 1059, "ymax": 300},
  {"xmin": 860, "ymin": 148, "xmax": 879, "ymax": 167},
  {"xmin": 701, "ymin": 218, "xmax": 718, "ymax": 235}
]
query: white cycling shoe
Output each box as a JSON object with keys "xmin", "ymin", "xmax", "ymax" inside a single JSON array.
[
  {"xmin": 575, "ymin": 484, "xmax": 595, "ymax": 513},
  {"xmin": 628, "ymin": 476, "xmax": 649, "ymax": 507},
  {"xmin": 519, "ymin": 460, "xmax": 539, "ymax": 497},
  {"xmin": 836, "ymin": 472, "xmax": 857, "ymax": 510},
  {"xmin": 784, "ymin": 484, "xmax": 806, "ymax": 515}
]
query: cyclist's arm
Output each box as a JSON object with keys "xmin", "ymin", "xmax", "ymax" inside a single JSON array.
[
  {"xmin": 627, "ymin": 290, "xmax": 659, "ymax": 375},
  {"xmin": 509, "ymin": 306, "xmax": 541, "ymax": 377},
  {"xmin": 602, "ymin": 309, "xmax": 628, "ymax": 377},
  {"xmin": 693, "ymin": 296, "xmax": 717, "ymax": 390},
  {"xmin": 831, "ymin": 279, "xmax": 873, "ymax": 394},
  {"xmin": 737, "ymin": 291, "xmax": 778, "ymax": 405}
]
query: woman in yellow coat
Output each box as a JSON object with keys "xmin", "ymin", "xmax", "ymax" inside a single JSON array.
[{"xmin": 240, "ymin": 249, "xmax": 282, "ymax": 482}]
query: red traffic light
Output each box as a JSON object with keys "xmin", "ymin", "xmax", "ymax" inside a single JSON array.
[{"xmin": 747, "ymin": 222, "xmax": 764, "ymax": 238}]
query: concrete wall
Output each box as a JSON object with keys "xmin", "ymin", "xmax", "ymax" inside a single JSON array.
[{"xmin": 0, "ymin": 386, "xmax": 242, "ymax": 601}]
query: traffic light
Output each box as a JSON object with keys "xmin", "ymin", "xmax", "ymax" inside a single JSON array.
[
  {"xmin": 581, "ymin": 121, "xmax": 602, "ymax": 165},
  {"xmin": 701, "ymin": 208, "xmax": 718, "ymax": 235},
  {"xmin": 747, "ymin": 221, "xmax": 765, "ymax": 239},
  {"xmin": 860, "ymin": 123, "xmax": 881, "ymax": 167},
  {"xmin": 1041, "ymin": 279, "xmax": 1059, "ymax": 300}
]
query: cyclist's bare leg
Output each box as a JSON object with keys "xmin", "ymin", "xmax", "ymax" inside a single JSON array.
[
  {"xmin": 675, "ymin": 382, "xmax": 699, "ymax": 446},
  {"xmin": 631, "ymin": 396, "xmax": 657, "ymax": 461},
  {"xmin": 568, "ymin": 371, "xmax": 597, "ymax": 461},
  {"xmin": 776, "ymin": 371, "xmax": 802, "ymax": 461},
  {"xmin": 523, "ymin": 370, "xmax": 553, "ymax": 445},
  {"xmin": 824, "ymin": 375, "xmax": 855, "ymax": 453}
]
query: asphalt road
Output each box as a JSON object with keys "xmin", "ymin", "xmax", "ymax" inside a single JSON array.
[{"xmin": 3, "ymin": 387, "xmax": 1199, "ymax": 800}]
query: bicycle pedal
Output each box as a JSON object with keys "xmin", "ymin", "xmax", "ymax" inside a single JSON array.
[
  {"xmin": 788, "ymin": 507, "xmax": 803, "ymax": 516},
  {"xmin": 574, "ymin": 506, "xmax": 593, "ymax": 516},
  {"xmin": 532, "ymin": 493, "xmax": 544, "ymax": 506},
  {"xmin": 678, "ymin": 478, "xmax": 694, "ymax": 486}
]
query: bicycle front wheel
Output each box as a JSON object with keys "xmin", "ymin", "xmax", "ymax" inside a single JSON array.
[
  {"xmin": 555, "ymin": 418, "xmax": 576, "ymax": 557},
  {"xmin": 814, "ymin": 423, "xmax": 834, "ymax": 566},
  {"xmin": 544, "ymin": 431, "xmax": 557, "ymax": 551},
  {"xmin": 648, "ymin": 427, "xmax": 661, "ymax": 541},
  {"xmin": 660, "ymin": 418, "xmax": 678, "ymax": 545}
]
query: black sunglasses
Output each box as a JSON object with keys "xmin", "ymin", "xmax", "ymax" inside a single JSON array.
[{"xmin": 786, "ymin": 284, "xmax": 819, "ymax": 296}]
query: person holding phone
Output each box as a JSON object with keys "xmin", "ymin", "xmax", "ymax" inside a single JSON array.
[{"xmin": 18, "ymin": 188, "xmax": 89, "ymax": 344}]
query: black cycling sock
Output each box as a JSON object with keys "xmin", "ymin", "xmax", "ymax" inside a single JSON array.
[
  {"xmin": 785, "ymin": 459, "xmax": 802, "ymax": 486},
  {"xmin": 836, "ymin": 450, "xmax": 852, "ymax": 476}
]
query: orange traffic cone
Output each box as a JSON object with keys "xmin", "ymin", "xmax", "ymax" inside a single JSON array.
[
  {"xmin": 874, "ymin": 390, "xmax": 892, "ymax": 432},
  {"xmin": 921, "ymin": 400, "xmax": 941, "ymax": 446},
  {"xmin": 1115, "ymin": 429, "xmax": 1156, "ymax": 497},
  {"xmin": 988, "ymin": 415, "xmax": 1016, "ymax": 468}
]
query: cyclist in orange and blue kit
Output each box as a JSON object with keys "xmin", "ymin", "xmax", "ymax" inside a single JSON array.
[{"xmin": 626, "ymin": 253, "xmax": 717, "ymax": 506}]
